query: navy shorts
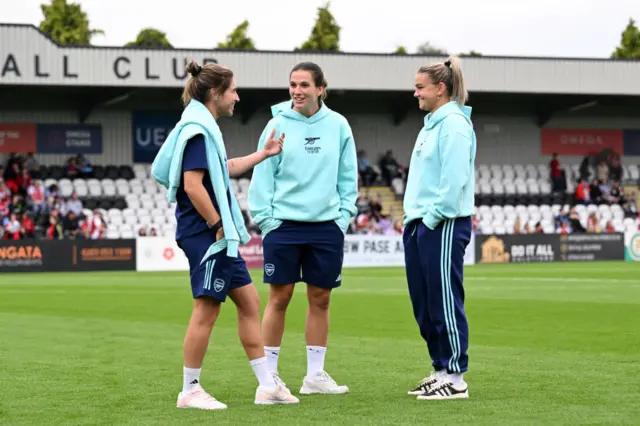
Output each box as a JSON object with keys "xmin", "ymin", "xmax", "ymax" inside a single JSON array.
[
  {"xmin": 177, "ymin": 231, "xmax": 252, "ymax": 302},
  {"xmin": 262, "ymin": 220, "xmax": 344, "ymax": 289}
]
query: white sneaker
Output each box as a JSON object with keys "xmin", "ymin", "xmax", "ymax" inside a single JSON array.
[
  {"xmin": 254, "ymin": 384, "xmax": 300, "ymax": 405},
  {"xmin": 272, "ymin": 371, "xmax": 289, "ymax": 390},
  {"xmin": 176, "ymin": 387, "xmax": 228, "ymax": 410},
  {"xmin": 299, "ymin": 371, "xmax": 349, "ymax": 395},
  {"xmin": 408, "ymin": 370, "xmax": 447, "ymax": 395},
  {"xmin": 417, "ymin": 378, "xmax": 469, "ymax": 400}
]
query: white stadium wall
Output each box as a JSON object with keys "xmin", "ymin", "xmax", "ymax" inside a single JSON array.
[{"xmin": 1, "ymin": 108, "xmax": 639, "ymax": 168}]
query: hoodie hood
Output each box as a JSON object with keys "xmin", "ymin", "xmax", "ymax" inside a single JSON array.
[
  {"xmin": 424, "ymin": 101, "xmax": 472, "ymax": 130},
  {"xmin": 271, "ymin": 100, "xmax": 332, "ymax": 124}
]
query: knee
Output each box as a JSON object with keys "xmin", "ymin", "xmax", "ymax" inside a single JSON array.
[
  {"xmin": 236, "ymin": 293, "xmax": 261, "ymax": 319},
  {"xmin": 308, "ymin": 288, "xmax": 331, "ymax": 311},
  {"xmin": 193, "ymin": 298, "xmax": 221, "ymax": 327},
  {"xmin": 268, "ymin": 286, "xmax": 295, "ymax": 312}
]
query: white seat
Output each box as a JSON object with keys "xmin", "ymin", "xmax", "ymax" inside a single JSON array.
[
  {"xmin": 153, "ymin": 215, "xmax": 166, "ymax": 225},
  {"xmin": 103, "ymin": 186, "xmax": 116, "ymax": 197},
  {"xmin": 106, "ymin": 230, "xmax": 120, "ymax": 239},
  {"xmin": 109, "ymin": 216, "xmax": 124, "ymax": 226},
  {"xmin": 124, "ymin": 215, "xmax": 138, "ymax": 226},
  {"xmin": 88, "ymin": 185, "xmax": 102, "ymax": 197},
  {"xmin": 108, "ymin": 208, "xmax": 122, "ymax": 217},
  {"xmin": 75, "ymin": 186, "xmax": 88, "ymax": 197}
]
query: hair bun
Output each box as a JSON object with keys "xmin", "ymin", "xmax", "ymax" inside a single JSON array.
[{"xmin": 186, "ymin": 60, "xmax": 203, "ymax": 77}]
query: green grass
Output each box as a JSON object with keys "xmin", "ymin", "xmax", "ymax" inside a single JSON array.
[{"xmin": 1, "ymin": 262, "xmax": 639, "ymax": 425}]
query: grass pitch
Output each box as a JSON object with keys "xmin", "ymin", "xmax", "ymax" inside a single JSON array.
[{"xmin": 1, "ymin": 262, "xmax": 639, "ymax": 425}]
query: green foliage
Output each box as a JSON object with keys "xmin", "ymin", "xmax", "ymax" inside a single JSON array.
[
  {"xmin": 217, "ymin": 20, "xmax": 256, "ymax": 50},
  {"xmin": 39, "ymin": 0, "xmax": 103, "ymax": 45},
  {"xmin": 611, "ymin": 18, "xmax": 640, "ymax": 59},
  {"xmin": 416, "ymin": 41, "xmax": 448, "ymax": 55},
  {"xmin": 394, "ymin": 46, "xmax": 408, "ymax": 54},
  {"xmin": 125, "ymin": 28, "xmax": 172, "ymax": 49},
  {"xmin": 297, "ymin": 1, "xmax": 340, "ymax": 52}
]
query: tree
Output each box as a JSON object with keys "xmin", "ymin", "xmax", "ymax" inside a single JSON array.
[
  {"xmin": 611, "ymin": 18, "xmax": 640, "ymax": 59},
  {"xmin": 125, "ymin": 28, "xmax": 173, "ymax": 49},
  {"xmin": 297, "ymin": 1, "xmax": 340, "ymax": 52},
  {"xmin": 217, "ymin": 20, "xmax": 256, "ymax": 50},
  {"xmin": 416, "ymin": 41, "xmax": 448, "ymax": 56},
  {"xmin": 394, "ymin": 46, "xmax": 408, "ymax": 54},
  {"xmin": 39, "ymin": 0, "xmax": 103, "ymax": 45},
  {"xmin": 464, "ymin": 50, "xmax": 482, "ymax": 57}
]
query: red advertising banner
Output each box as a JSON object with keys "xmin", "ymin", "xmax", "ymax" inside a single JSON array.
[
  {"xmin": 0, "ymin": 124, "xmax": 37, "ymax": 153},
  {"xmin": 238, "ymin": 237, "xmax": 264, "ymax": 269},
  {"xmin": 541, "ymin": 128, "xmax": 623, "ymax": 155}
]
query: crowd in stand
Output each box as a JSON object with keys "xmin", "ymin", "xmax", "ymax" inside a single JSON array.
[
  {"xmin": 2, "ymin": 147, "xmax": 638, "ymax": 240},
  {"xmin": 0, "ymin": 153, "xmax": 105, "ymax": 241}
]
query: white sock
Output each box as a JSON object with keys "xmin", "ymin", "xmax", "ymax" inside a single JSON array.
[
  {"xmin": 448, "ymin": 373, "xmax": 464, "ymax": 386},
  {"xmin": 183, "ymin": 366, "xmax": 201, "ymax": 394},
  {"xmin": 264, "ymin": 346, "xmax": 280, "ymax": 373},
  {"xmin": 306, "ymin": 346, "xmax": 326, "ymax": 377},
  {"xmin": 250, "ymin": 357, "xmax": 276, "ymax": 389}
]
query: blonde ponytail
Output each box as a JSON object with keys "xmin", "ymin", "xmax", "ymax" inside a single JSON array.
[{"xmin": 418, "ymin": 55, "xmax": 468, "ymax": 106}]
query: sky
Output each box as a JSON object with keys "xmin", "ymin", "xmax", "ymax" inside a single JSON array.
[{"xmin": 1, "ymin": 0, "xmax": 639, "ymax": 58}]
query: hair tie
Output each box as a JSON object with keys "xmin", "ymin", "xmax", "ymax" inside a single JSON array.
[{"xmin": 444, "ymin": 60, "xmax": 452, "ymax": 68}]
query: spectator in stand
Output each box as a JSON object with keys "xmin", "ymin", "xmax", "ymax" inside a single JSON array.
[
  {"xmin": 623, "ymin": 192, "xmax": 638, "ymax": 218},
  {"xmin": 9, "ymin": 194, "xmax": 27, "ymax": 216},
  {"xmin": 47, "ymin": 216, "xmax": 64, "ymax": 239},
  {"xmin": 608, "ymin": 181, "xmax": 624, "ymax": 205},
  {"xmin": 574, "ymin": 179, "xmax": 591, "ymax": 204},
  {"xmin": 390, "ymin": 219, "xmax": 403, "ymax": 235},
  {"xmin": 357, "ymin": 150, "xmax": 378, "ymax": 186},
  {"xmin": 66, "ymin": 157, "xmax": 80, "ymax": 179},
  {"xmin": 378, "ymin": 149, "xmax": 404, "ymax": 186},
  {"xmin": 587, "ymin": 213, "xmax": 601, "ymax": 233},
  {"xmin": 63, "ymin": 211, "xmax": 80, "ymax": 238},
  {"xmin": 558, "ymin": 221, "xmax": 571, "ymax": 234},
  {"xmin": 609, "ymin": 155, "xmax": 623, "ymax": 182},
  {"xmin": 16, "ymin": 168, "xmax": 31, "ymax": 197},
  {"xmin": 20, "ymin": 213, "xmax": 35, "ymax": 239},
  {"xmin": 589, "ymin": 179, "xmax": 603, "ymax": 204},
  {"xmin": 534, "ymin": 222, "xmax": 544, "ymax": 234},
  {"xmin": 65, "ymin": 191, "xmax": 84, "ymax": 218},
  {"xmin": 513, "ymin": 218, "xmax": 522, "ymax": 234},
  {"xmin": 596, "ymin": 160, "xmax": 609, "ymax": 184},
  {"xmin": 138, "ymin": 227, "xmax": 147, "ymax": 237},
  {"xmin": 23, "ymin": 152, "xmax": 41, "ymax": 179},
  {"xmin": 578, "ymin": 155, "xmax": 591, "ymax": 182},
  {"xmin": 549, "ymin": 153, "xmax": 565, "ymax": 193},
  {"xmin": 555, "ymin": 208, "xmax": 569, "ymax": 229},
  {"xmin": 4, "ymin": 213, "xmax": 22, "ymax": 240},
  {"xmin": 90, "ymin": 209, "xmax": 105, "ymax": 239},
  {"xmin": 568, "ymin": 208, "xmax": 586, "ymax": 232},
  {"xmin": 4, "ymin": 162, "xmax": 20, "ymax": 194},
  {"xmin": 149, "ymin": 227, "xmax": 158, "ymax": 237},
  {"xmin": 75, "ymin": 154, "xmax": 93, "ymax": 176},
  {"xmin": 605, "ymin": 220, "xmax": 615, "ymax": 233},
  {"xmin": 0, "ymin": 179, "xmax": 10, "ymax": 205},
  {"xmin": 27, "ymin": 179, "xmax": 46, "ymax": 214}
]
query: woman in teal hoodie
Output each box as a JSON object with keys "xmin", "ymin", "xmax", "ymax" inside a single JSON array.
[
  {"xmin": 404, "ymin": 56, "xmax": 476, "ymax": 401},
  {"xmin": 248, "ymin": 62, "xmax": 358, "ymax": 395}
]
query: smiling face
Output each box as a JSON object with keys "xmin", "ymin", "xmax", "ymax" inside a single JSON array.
[
  {"xmin": 289, "ymin": 70, "xmax": 323, "ymax": 116},
  {"xmin": 414, "ymin": 72, "xmax": 445, "ymax": 112},
  {"xmin": 212, "ymin": 77, "xmax": 239, "ymax": 118}
]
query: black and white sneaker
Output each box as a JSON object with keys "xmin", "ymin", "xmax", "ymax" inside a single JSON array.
[
  {"xmin": 417, "ymin": 378, "xmax": 469, "ymax": 400},
  {"xmin": 407, "ymin": 371, "xmax": 446, "ymax": 395}
]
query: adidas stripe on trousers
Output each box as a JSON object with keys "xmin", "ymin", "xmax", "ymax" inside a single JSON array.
[{"xmin": 403, "ymin": 217, "xmax": 472, "ymax": 374}]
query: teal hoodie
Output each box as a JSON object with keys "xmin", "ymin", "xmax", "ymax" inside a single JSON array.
[
  {"xmin": 151, "ymin": 99, "xmax": 250, "ymax": 260},
  {"xmin": 403, "ymin": 101, "xmax": 476, "ymax": 229},
  {"xmin": 248, "ymin": 100, "xmax": 358, "ymax": 236}
]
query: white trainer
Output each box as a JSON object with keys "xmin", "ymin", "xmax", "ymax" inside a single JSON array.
[
  {"xmin": 417, "ymin": 377, "xmax": 469, "ymax": 400},
  {"xmin": 408, "ymin": 370, "xmax": 447, "ymax": 395},
  {"xmin": 176, "ymin": 387, "xmax": 227, "ymax": 410},
  {"xmin": 254, "ymin": 384, "xmax": 300, "ymax": 405},
  {"xmin": 299, "ymin": 371, "xmax": 349, "ymax": 395}
]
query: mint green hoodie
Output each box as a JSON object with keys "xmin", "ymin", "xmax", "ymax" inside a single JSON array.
[
  {"xmin": 403, "ymin": 101, "xmax": 477, "ymax": 229},
  {"xmin": 248, "ymin": 101, "xmax": 358, "ymax": 236}
]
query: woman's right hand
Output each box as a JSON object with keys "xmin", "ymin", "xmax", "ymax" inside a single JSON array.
[{"xmin": 215, "ymin": 226, "xmax": 224, "ymax": 241}]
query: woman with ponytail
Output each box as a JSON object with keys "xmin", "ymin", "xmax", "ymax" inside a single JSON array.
[{"xmin": 403, "ymin": 56, "xmax": 476, "ymax": 401}]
